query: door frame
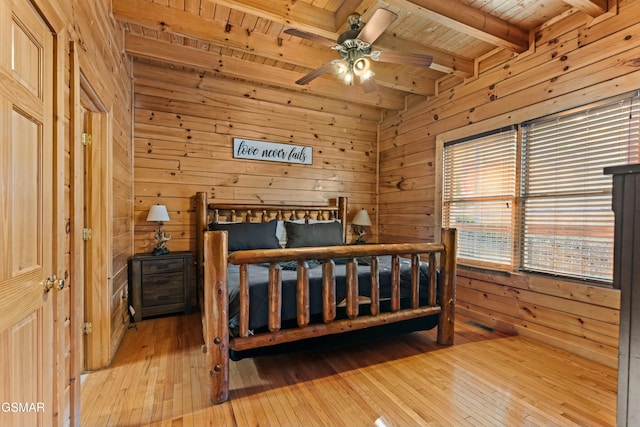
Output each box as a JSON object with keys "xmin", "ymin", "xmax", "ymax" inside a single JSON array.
[
  {"xmin": 70, "ymin": 51, "xmax": 113, "ymax": 372},
  {"xmin": 68, "ymin": 39, "xmax": 83, "ymax": 426}
]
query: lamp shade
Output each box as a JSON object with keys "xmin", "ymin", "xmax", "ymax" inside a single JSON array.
[
  {"xmin": 352, "ymin": 208, "xmax": 371, "ymax": 226},
  {"xmin": 147, "ymin": 204, "xmax": 170, "ymax": 222}
]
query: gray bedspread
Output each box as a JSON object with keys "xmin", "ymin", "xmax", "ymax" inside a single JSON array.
[{"xmin": 227, "ymin": 256, "xmax": 436, "ymax": 335}]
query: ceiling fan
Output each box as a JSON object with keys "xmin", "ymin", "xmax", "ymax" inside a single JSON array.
[{"xmin": 284, "ymin": 8, "xmax": 433, "ymax": 93}]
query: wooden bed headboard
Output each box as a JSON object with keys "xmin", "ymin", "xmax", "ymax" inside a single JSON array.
[{"xmin": 194, "ymin": 192, "xmax": 348, "ymax": 283}]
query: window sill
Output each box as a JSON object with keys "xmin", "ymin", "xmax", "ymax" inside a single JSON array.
[{"xmin": 456, "ymin": 264, "xmax": 615, "ymax": 290}]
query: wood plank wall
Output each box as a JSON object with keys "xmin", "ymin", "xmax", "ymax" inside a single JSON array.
[
  {"xmin": 377, "ymin": 0, "xmax": 640, "ymax": 367},
  {"xmin": 132, "ymin": 61, "xmax": 381, "ymax": 302}
]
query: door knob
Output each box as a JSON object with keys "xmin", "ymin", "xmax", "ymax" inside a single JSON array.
[{"xmin": 43, "ymin": 275, "xmax": 65, "ymax": 292}]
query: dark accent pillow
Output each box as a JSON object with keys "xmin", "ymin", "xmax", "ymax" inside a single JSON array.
[
  {"xmin": 284, "ymin": 221, "xmax": 343, "ymax": 248},
  {"xmin": 208, "ymin": 220, "xmax": 280, "ymax": 251}
]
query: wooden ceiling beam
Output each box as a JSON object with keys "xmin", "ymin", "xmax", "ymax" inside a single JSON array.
[
  {"xmin": 203, "ymin": 0, "xmax": 339, "ymax": 39},
  {"xmin": 194, "ymin": 0, "xmax": 470, "ymax": 76},
  {"xmin": 133, "ymin": 61, "xmax": 384, "ymax": 121},
  {"xmin": 113, "ymin": 0, "xmax": 339, "ymax": 65},
  {"xmin": 562, "ymin": 0, "xmax": 608, "ymax": 17},
  {"xmin": 397, "ymin": 0, "xmax": 530, "ymax": 53},
  {"xmin": 335, "ymin": 0, "xmax": 377, "ymax": 30},
  {"xmin": 124, "ymin": 33, "xmax": 408, "ymax": 110}
]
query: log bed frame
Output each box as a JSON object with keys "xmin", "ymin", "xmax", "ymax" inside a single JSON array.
[{"xmin": 195, "ymin": 192, "xmax": 457, "ymax": 404}]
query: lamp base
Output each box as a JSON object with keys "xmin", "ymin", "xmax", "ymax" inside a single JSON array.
[
  {"xmin": 152, "ymin": 224, "xmax": 172, "ymax": 256},
  {"xmin": 151, "ymin": 247, "xmax": 170, "ymax": 256},
  {"xmin": 353, "ymin": 225, "xmax": 366, "ymax": 244}
]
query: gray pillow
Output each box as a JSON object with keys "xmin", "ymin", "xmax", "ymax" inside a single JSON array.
[
  {"xmin": 209, "ymin": 220, "xmax": 280, "ymax": 251},
  {"xmin": 284, "ymin": 221, "xmax": 343, "ymax": 248}
]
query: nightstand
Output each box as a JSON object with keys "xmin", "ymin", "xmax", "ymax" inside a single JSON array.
[{"xmin": 128, "ymin": 251, "xmax": 192, "ymax": 322}]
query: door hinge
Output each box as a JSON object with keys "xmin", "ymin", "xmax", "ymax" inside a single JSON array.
[
  {"xmin": 81, "ymin": 132, "xmax": 92, "ymax": 146},
  {"xmin": 82, "ymin": 228, "xmax": 92, "ymax": 241},
  {"xmin": 83, "ymin": 322, "xmax": 93, "ymax": 335}
]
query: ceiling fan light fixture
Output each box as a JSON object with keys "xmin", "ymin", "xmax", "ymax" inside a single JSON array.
[
  {"xmin": 289, "ymin": 8, "xmax": 431, "ymax": 91},
  {"xmin": 333, "ymin": 59, "xmax": 349, "ymax": 76},
  {"xmin": 333, "ymin": 59, "xmax": 355, "ymax": 85},
  {"xmin": 343, "ymin": 70, "xmax": 354, "ymax": 85},
  {"xmin": 360, "ymin": 69, "xmax": 375, "ymax": 81},
  {"xmin": 352, "ymin": 57, "xmax": 370, "ymax": 76}
]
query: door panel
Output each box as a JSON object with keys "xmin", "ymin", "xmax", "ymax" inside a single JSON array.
[
  {"xmin": 11, "ymin": 110, "xmax": 41, "ymax": 272},
  {"xmin": 11, "ymin": 13, "xmax": 42, "ymax": 97},
  {"xmin": 0, "ymin": 0, "xmax": 55, "ymax": 425},
  {"xmin": 5, "ymin": 310, "xmax": 46, "ymax": 427}
]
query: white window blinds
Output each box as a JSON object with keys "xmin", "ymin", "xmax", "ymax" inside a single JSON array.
[
  {"xmin": 443, "ymin": 129, "xmax": 517, "ymax": 268},
  {"xmin": 521, "ymin": 95, "xmax": 640, "ymax": 281}
]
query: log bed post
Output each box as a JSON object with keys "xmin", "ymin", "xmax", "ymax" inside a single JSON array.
[
  {"xmin": 390, "ymin": 255, "xmax": 400, "ymax": 312},
  {"xmin": 346, "ymin": 258, "xmax": 359, "ymax": 319},
  {"xmin": 196, "ymin": 192, "xmax": 210, "ymax": 334},
  {"xmin": 437, "ymin": 228, "xmax": 457, "ymax": 345},
  {"xmin": 322, "ymin": 261, "xmax": 336, "ymax": 323},
  {"xmin": 428, "ymin": 252, "xmax": 437, "ymax": 307},
  {"xmin": 369, "ymin": 257, "xmax": 380, "ymax": 315},
  {"xmin": 411, "ymin": 254, "xmax": 420, "ymax": 309},
  {"xmin": 239, "ymin": 264, "xmax": 250, "ymax": 337},
  {"xmin": 196, "ymin": 192, "xmax": 208, "ymax": 301},
  {"xmin": 338, "ymin": 196, "xmax": 347, "ymax": 243},
  {"xmin": 203, "ymin": 231, "xmax": 230, "ymax": 404},
  {"xmin": 268, "ymin": 263, "xmax": 282, "ymax": 332},
  {"xmin": 297, "ymin": 260, "xmax": 310, "ymax": 327}
]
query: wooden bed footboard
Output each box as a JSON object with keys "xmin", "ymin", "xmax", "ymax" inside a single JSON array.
[{"xmin": 202, "ymin": 228, "xmax": 457, "ymax": 404}]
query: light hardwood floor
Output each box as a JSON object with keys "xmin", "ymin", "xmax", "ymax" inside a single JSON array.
[{"xmin": 81, "ymin": 313, "xmax": 617, "ymax": 427}]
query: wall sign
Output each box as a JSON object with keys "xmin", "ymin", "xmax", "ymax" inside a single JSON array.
[{"xmin": 233, "ymin": 138, "xmax": 312, "ymax": 165}]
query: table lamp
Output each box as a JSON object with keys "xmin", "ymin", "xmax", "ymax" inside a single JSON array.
[
  {"xmin": 147, "ymin": 204, "xmax": 171, "ymax": 255},
  {"xmin": 352, "ymin": 208, "xmax": 371, "ymax": 244}
]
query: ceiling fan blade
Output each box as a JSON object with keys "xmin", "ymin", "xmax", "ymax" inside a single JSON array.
[
  {"xmin": 360, "ymin": 74, "xmax": 378, "ymax": 93},
  {"xmin": 295, "ymin": 61, "xmax": 336, "ymax": 85},
  {"xmin": 283, "ymin": 28, "xmax": 337, "ymax": 48},
  {"xmin": 356, "ymin": 8, "xmax": 397, "ymax": 45},
  {"xmin": 370, "ymin": 51, "xmax": 433, "ymax": 68}
]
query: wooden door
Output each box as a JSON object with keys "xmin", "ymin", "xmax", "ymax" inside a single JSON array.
[{"xmin": 0, "ymin": 0, "xmax": 56, "ymax": 426}]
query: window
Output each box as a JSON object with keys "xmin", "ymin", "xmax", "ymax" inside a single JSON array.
[
  {"xmin": 521, "ymin": 96, "xmax": 640, "ymax": 281},
  {"xmin": 442, "ymin": 92, "xmax": 640, "ymax": 283},
  {"xmin": 442, "ymin": 128, "xmax": 517, "ymax": 268}
]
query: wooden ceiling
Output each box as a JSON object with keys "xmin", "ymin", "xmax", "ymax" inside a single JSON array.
[{"xmin": 113, "ymin": 0, "xmax": 613, "ymax": 111}]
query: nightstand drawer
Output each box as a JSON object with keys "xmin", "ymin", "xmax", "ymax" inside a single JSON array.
[
  {"xmin": 141, "ymin": 258, "xmax": 184, "ymax": 275},
  {"xmin": 142, "ymin": 273, "xmax": 185, "ymax": 307}
]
